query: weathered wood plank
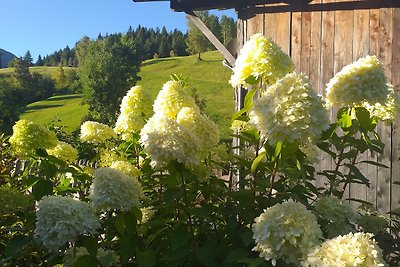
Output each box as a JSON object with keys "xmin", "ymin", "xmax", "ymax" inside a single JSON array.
[
  {"xmin": 392, "ymin": 7, "xmax": 400, "ymax": 211},
  {"xmin": 265, "ymin": 12, "xmax": 277, "ymax": 40},
  {"xmin": 291, "ymin": 8, "xmax": 302, "ymax": 72},
  {"xmin": 275, "ymin": 12, "xmax": 291, "ymax": 55},
  {"xmin": 376, "ymin": 5, "xmax": 393, "ymax": 214},
  {"xmin": 247, "ymin": 6, "xmax": 264, "ymax": 38},
  {"xmin": 300, "ymin": 10, "xmax": 312, "ymax": 76},
  {"xmin": 351, "ymin": 1, "xmax": 370, "ymax": 206},
  {"xmin": 309, "ymin": 0, "xmax": 322, "ymax": 94}
]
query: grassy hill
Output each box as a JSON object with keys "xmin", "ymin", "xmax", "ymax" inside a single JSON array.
[
  {"xmin": 0, "ymin": 66, "xmax": 76, "ymax": 80},
  {"xmin": 17, "ymin": 51, "xmax": 235, "ymax": 138}
]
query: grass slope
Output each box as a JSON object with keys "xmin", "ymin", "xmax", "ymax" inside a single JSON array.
[{"xmin": 19, "ymin": 51, "xmax": 235, "ymax": 137}]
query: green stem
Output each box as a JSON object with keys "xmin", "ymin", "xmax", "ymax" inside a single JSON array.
[
  {"xmin": 178, "ymin": 167, "xmax": 196, "ymax": 245},
  {"xmin": 340, "ymin": 150, "xmax": 359, "ymax": 199}
]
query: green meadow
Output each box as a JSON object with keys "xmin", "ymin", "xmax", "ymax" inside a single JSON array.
[{"xmin": 15, "ymin": 51, "xmax": 235, "ymax": 138}]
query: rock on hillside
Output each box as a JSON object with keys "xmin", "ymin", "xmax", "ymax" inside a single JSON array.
[{"xmin": 0, "ymin": 48, "xmax": 16, "ymax": 68}]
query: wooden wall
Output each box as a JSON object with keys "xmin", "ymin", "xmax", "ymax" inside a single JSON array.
[{"xmin": 237, "ymin": 0, "xmax": 400, "ymax": 213}]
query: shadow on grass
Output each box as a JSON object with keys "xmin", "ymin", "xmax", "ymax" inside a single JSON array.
[
  {"xmin": 25, "ymin": 104, "xmax": 62, "ymax": 111},
  {"xmin": 47, "ymin": 95, "xmax": 81, "ymax": 101},
  {"xmin": 141, "ymin": 57, "xmax": 177, "ymax": 67}
]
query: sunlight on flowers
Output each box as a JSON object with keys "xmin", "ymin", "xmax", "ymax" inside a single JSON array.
[
  {"xmin": 114, "ymin": 85, "xmax": 153, "ymax": 140},
  {"xmin": 46, "ymin": 141, "xmax": 77, "ymax": 163},
  {"xmin": 230, "ymin": 33, "xmax": 295, "ymax": 88},
  {"xmin": 80, "ymin": 121, "xmax": 117, "ymax": 143},
  {"xmin": 9, "ymin": 119, "xmax": 57, "ymax": 157},
  {"xmin": 249, "ymin": 73, "xmax": 329, "ymax": 145},
  {"xmin": 326, "ymin": 55, "xmax": 388, "ymax": 107}
]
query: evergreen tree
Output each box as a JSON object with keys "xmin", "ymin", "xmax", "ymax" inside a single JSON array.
[
  {"xmin": 23, "ymin": 50, "xmax": 33, "ymax": 66},
  {"xmin": 36, "ymin": 55, "xmax": 44, "ymax": 66},
  {"xmin": 172, "ymin": 30, "xmax": 188, "ymax": 56},
  {"xmin": 186, "ymin": 11, "xmax": 211, "ymax": 60},
  {"xmin": 55, "ymin": 64, "xmax": 66, "ymax": 88},
  {"xmin": 221, "ymin": 15, "xmax": 237, "ymax": 46}
]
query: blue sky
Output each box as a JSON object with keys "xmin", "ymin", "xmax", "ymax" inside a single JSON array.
[{"xmin": 1, "ymin": 0, "xmax": 236, "ymax": 60}]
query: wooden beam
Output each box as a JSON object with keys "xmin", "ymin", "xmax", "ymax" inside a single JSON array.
[{"xmin": 186, "ymin": 10, "xmax": 236, "ymax": 67}]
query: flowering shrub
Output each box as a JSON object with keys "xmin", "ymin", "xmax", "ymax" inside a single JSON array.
[
  {"xmin": 89, "ymin": 167, "xmax": 143, "ymax": 211},
  {"xmin": 35, "ymin": 196, "xmax": 100, "ymax": 251},
  {"xmin": 253, "ymin": 201, "xmax": 322, "ymax": 266},
  {"xmin": 304, "ymin": 232, "xmax": 386, "ymax": 266},
  {"xmin": 1, "ymin": 34, "xmax": 400, "ymax": 267},
  {"xmin": 9, "ymin": 119, "xmax": 57, "ymax": 157},
  {"xmin": 230, "ymin": 33, "xmax": 295, "ymax": 88}
]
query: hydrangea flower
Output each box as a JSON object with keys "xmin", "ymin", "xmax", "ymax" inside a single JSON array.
[
  {"xmin": 110, "ymin": 160, "xmax": 141, "ymax": 177},
  {"xmin": 230, "ymin": 33, "xmax": 295, "ymax": 88},
  {"xmin": 140, "ymin": 206, "xmax": 156, "ymax": 224},
  {"xmin": 253, "ymin": 201, "xmax": 322, "ymax": 266},
  {"xmin": 64, "ymin": 247, "xmax": 120, "ymax": 267},
  {"xmin": 9, "ymin": 119, "xmax": 57, "ymax": 157},
  {"xmin": 304, "ymin": 232, "xmax": 387, "ymax": 266},
  {"xmin": 249, "ymin": 73, "xmax": 329, "ymax": 145},
  {"xmin": 326, "ymin": 55, "xmax": 388, "ymax": 107},
  {"xmin": 89, "ymin": 167, "xmax": 144, "ymax": 211},
  {"xmin": 114, "ymin": 85, "xmax": 153, "ymax": 139},
  {"xmin": 140, "ymin": 80, "xmax": 219, "ymax": 167},
  {"xmin": 140, "ymin": 114, "xmax": 200, "ymax": 167},
  {"xmin": 35, "ymin": 196, "xmax": 100, "ymax": 251},
  {"xmin": 153, "ymin": 80, "xmax": 198, "ymax": 119},
  {"xmin": 46, "ymin": 141, "xmax": 78, "ymax": 163},
  {"xmin": 362, "ymin": 83, "xmax": 400, "ymax": 123},
  {"xmin": 99, "ymin": 149, "xmax": 126, "ymax": 167},
  {"xmin": 80, "ymin": 121, "xmax": 117, "ymax": 143}
]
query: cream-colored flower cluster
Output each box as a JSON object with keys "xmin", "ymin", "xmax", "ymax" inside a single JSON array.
[
  {"xmin": 140, "ymin": 81, "xmax": 219, "ymax": 167},
  {"xmin": 252, "ymin": 201, "xmax": 322, "ymax": 266},
  {"xmin": 89, "ymin": 167, "xmax": 143, "ymax": 211},
  {"xmin": 230, "ymin": 33, "xmax": 295, "ymax": 88},
  {"xmin": 249, "ymin": 73, "xmax": 329, "ymax": 145},
  {"xmin": 64, "ymin": 247, "xmax": 120, "ymax": 267},
  {"xmin": 326, "ymin": 55, "xmax": 388, "ymax": 107},
  {"xmin": 46, "ymin": 141, "xmax": 78, "ymax": 163},
  {"xmin": 362, "ymin": 83, "xmax": 400, "ymax": 123},
  {"xmin": 99, "ymin": 149, "xmax": 140, "ymax": 177},
  {"xmin": 35, "ymin": 196, "xmax": 99, "ymax": 251},
  {"xmin": 80, "ymin": 121, "xmax": 117, "ymax": 143},
  {"xmin": 140, "ymin": 206, "xmax": 156, "ymax": 224},
  {"xmin": 110, "ymin": 160, "xmax": 141, "ymax": 177},
  {"xmin": 305, "ymin": 232, "xmax": 387, "ymax": 266},
  {"xmin": 114, "ymin": 85, "xmax": 152, "ymax": 140},
  {"xmin": 9, "ymin": 119, "xmax": 58, "ymax": 157}
]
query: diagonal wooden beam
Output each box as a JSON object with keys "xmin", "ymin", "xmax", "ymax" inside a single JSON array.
[{"xmin": 185, "ymin": 10, "xmax": 236, "ymax": 67}]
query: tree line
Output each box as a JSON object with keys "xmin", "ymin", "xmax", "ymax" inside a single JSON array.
[
  {"xmin": 9, "ymin": 12, "xmax": 236, "ymax": 68},
  {"xmin": 0, "ymin": 12, "xmax": 236, "ymax": 133}
]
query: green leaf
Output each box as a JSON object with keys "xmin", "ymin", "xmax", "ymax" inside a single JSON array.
[
  {"xmin": 358, "ymin": 160, "xmax": 388, "ymax": 168},
  {"xmin": 251, "ymin": 151, "xmax": 267, "ymax": 174},
  {"xmin": 32, "ymin": 179, "xmax": 53, "ymax": 200},
  {"xmin": 338, "ymin": 112, "xmax": 352, "ymax": 129},
  {"xmin": 170, "ymin": 225, "xmax": 191, "ymax": 250},
  {"xmin": 73, "ymin": 255, "xmax": 98, "ymax": 267},
  {"xmin": 5, "ymin": 235, "xmax": 31, "ymax": 257},
  {"xmin": 244, "ymin": 75, "xmax": 260, "ymax": 85},
  {"xmin": 137, "ymin": 251, "xmax": 156, "ymax": 267},
  {"xmin": 231, "ymin": 89, "xmax": 257, "ymax": 120},
  {"xmin": 224, "ymin": 248, "xmax": 250, "ymax": 263},
  {"xmin": 274, "ymin": 141, "xmax": 283, "ymax": 158},
  {"xmin": 195, "ymin": 246, "xmax": 218, "ymax": 267},
  {"xmin": 124, "ymin": 210, "xmax": 137, "ymax": 235},
  {"xmin": 355, "ymin": 107, "xmax": 376, "ymax": 131},
  {"xmin": 115, "ymin": 213, "xmax": 125, "ymax": 235},
  {"xmin": 83, "ymin": 236, "xmax": 98, "ymax": 257}
]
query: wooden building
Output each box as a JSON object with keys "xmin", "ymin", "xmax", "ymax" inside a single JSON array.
[{"xmin": 136, "ymin": 0, "xmax": 400, "ymax": 214}]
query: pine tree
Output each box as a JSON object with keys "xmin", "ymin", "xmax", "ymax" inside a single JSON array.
[
  {"xmin": 23, "ymin": 50, "xmax": 33, "ymax": 66},
  {"xmin": 36, "ymin": 55, "xmax": 44, "ymax": 66}
]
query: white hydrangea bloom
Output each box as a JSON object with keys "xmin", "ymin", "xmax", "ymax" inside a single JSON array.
[
  {"xmin": 230, "ymin": 33, "xmax": 295, "ymax": 88},
  {"xmin": 35, "ymin": 196, "xmax": 99, "ymax": 251},
  {"xmin": 153, "ymin": 80, "xmax": 198, "ymax": 119},
  {"xmin": 253, "ymin": 201, "xmax": 322, "ymax": 266},
  {"xmin": 9, "ymin": 119, "xmax": 58, "ymax": 158},
  {"xmin": 362, "ymin": 83, "xmax": 400, "ymax": 123},
  {"xmin": 80, "ymin": 121, "xmax": 117, "ymax": 143},
  {"xmin": 114, "ymin": 85, "xmax": 153, "ymax": 139},
  {"xmin": 46, "ymin": 141, "xmax": 78, "ymax": 163},
  {"xmin": 304, "ymin": 232, "xmax": 387, "ymax": 267},
  {"xmin": 326, "ymin": 55, "xmax": 388, "ymax": 107},
  {"xmin": 249, "ymin": 73, "xmax": 329, "ymax": 145},
  {"xmin": 140, "ymin": 114, "xmax": 200, "ymax": 167},
  {"xmin": 89, "ymin": 167, "xmax": 144, "ymax": 211},
  {"xmin": 64, "ymin": 247, "xmax": 120, "ymax": 267}
]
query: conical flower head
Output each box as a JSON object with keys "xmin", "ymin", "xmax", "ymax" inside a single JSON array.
[
  {"xmin": 9, "ymin": 119, "xmax": 57, "ymax": 157},
  {"xmin": 249, "ymin": 73, "xmax": 329, "ymax": 145},
  {"xmin": 114, "ymin": 85, "xmax": 153, "ymax": 139},
  {"xmin": 230, "ymin": 33, "xmax": 295, "ymax": 88},
  {"xmin": 46, "ymin": 141, "xmax": 78, "ymax": 163},
  {"xmin": 80, "ymin": 121, "xmax": 116, "ymax": 143},
  {"xmin": 326, "ymin": 55, "xmax": 388, "ymax": 107},
  {"xmin": 153, "ymin": 80, "xmax": 198, "ymax": 118}
]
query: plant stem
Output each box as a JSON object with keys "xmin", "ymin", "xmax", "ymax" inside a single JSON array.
[
  {"xmin": 340, "ymin": 149, "xmax": 359, "ymax": 199},
  {"xmin": 178, "ymin": 167, "xmax": 196, "ymax": 245}
]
